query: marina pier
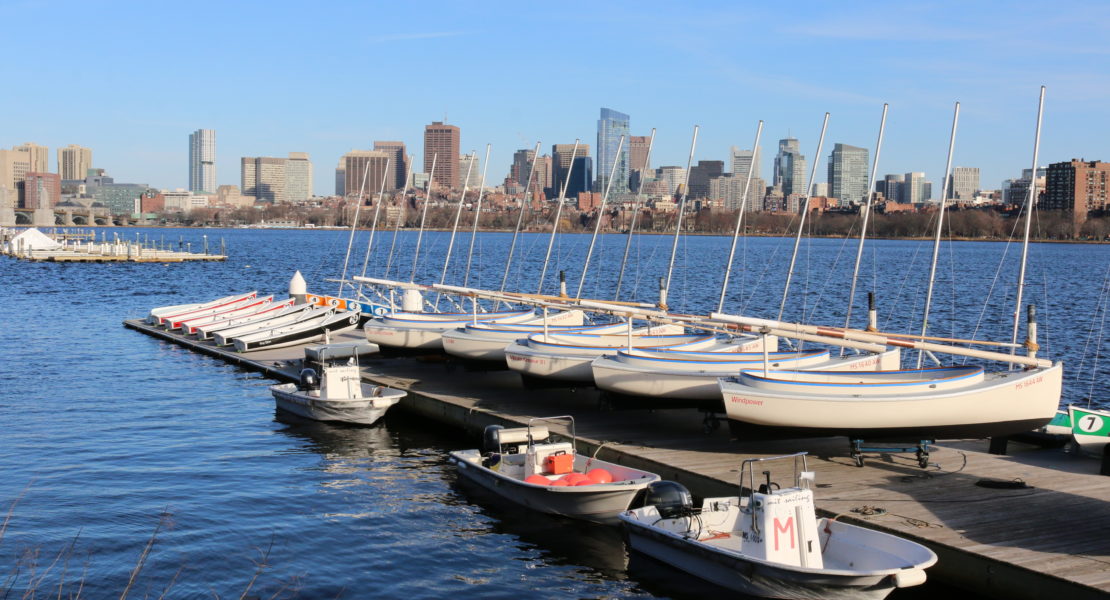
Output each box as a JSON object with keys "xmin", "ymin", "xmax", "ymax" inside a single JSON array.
[{"xmin": 124, "ymin": 316, "xmax": 1110, "ymax": 600}]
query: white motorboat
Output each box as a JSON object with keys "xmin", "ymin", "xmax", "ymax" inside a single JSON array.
[
  {"xmin": 175, "ymin": 295, "xmax": 279, "ymax": 334},
  {"xmin": 620, "ymin": 453, "xmax": 936, "ymax": 599},
  {"xmin": 591, "ymin": 346, "xmax": 901, "ymax": 401},
  {"xmin": 232, "ymin": 310, "xmax": 361, "ymax": 352},
  {"xmin": 194, "ymin": 301, "xmax": 306, "ymax": 340},
  {"xmin": 270, "ymin": 342, "xmax": 404, "ymax": 425},
  {"xmin": 448, "ymin": 416, "xmax": 660, "ymax": 523},
  {"xmin": 442, "ymin": 314, "xmax": 630, "ymax": 362},
  {"xmin": 211, "ymin": 305, "xmax": 333, "ymax": 346},
  {"xmin": 504, "ymin": 328, "xmax": 722, "ymax": 384},
  {"xmin": 1068, "ymin": 405, "xmax": 1110, "ymax": 456},
  {"xmin": 147, "ymin": 291, "xmax": 257, "ymax": 325},
  {"xmin": 718, "ymin": 364, "xmax": 1064, "ymax": 440},
  {"xmin": 364, "ymin": 308, "xmax": 538, "ymax": 350}
]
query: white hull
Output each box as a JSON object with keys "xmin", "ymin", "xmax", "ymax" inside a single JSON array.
[
  {"xmin": 163, "ymin": 295, "xmax": 261, "ymax": 329},
  {"xmin": 147, "ymin": 291, "xmax": 256, "ymax": 324},
  {"xmin": 270, "ymin": 382, "xmax": 404, "ymax": 425},
  {"xmin": 1068, "ymin": 405, "xmax": 1110, "ymax": 456},
  {"xmin": 232, "ymin": 311, "xmax": 361, "ymax": 352},
  {"xmin": 179, "ymin": 296, "xmax": 279, "ymax": 334},
  {"xmin": 505, "ymin": 330, "xmax": 715, "ymax": 383},
  {"xmin": 719, "ymin": 363, "xmax": 1063, "ymax": 440},
  {"xmin": 592, "ymin": 348, "xmax": 900, "ymax": 401},
  {"xmin": 449, "ymin": 449, "xmax": 658, "ymax": 523},
  {"xmin": 212, "ymin": 305, "xmax": 332, "ymax": 346},
  {"xmin": 364, "ymin": 309, "xmax": 537, "ymax": 350},
  {"xmin": 441, "ymin": 316, "xmax": 625, "ymax": 362},
  {"xmin": 621, "ymin": 510, "xmax": 933, "ymax": 600},
  {"xmin": 195, "ymin": 301, "xmax": 304, "ymax": 340}
]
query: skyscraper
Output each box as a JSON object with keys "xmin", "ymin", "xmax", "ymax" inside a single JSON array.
[
  {"xmin": 13, "ymin": 143, "xmax": 49, "ymax": 173},
  {"xmin": 688, "ymin": 161, "xmax": 724, "ymax": 199},
  {"xmin": 773, "ymin": 138, "xmax": 807, "ymax": 197},
  {"xmin": 903, "ymin": 172, "xmax": 927, "ymax": 204},
  {"xmin": 58, "ymin": 145, "xmax": 92, "ymax": 180},
  {"xmin": 241, "ymin": 156, "xmax": 286, "ymax": 203},
  {"xmin": 189, "ymin": 129, "xmax": 216, "ymax": 193},
  {"xmin": 343, "ymin": 150, "xmax": 391, "ymax": 199},
  {"xmin": 827, "ymin": 143, "xmax": 869, "ymax": 204},
  {"xmin": 373, "ymin": 141, "xmax": 408, "ymax": 190},
  {"xmin": 284, "ymin": 152, "xmax": 313, "ymax": 202},
  {"xmin": 510, "ymin": 148, "xmax": 536, "ymax": 187},
  {"xmin": 880, "ymin": 174, "xmax": 905, "ymax": 202},
  {"xmin": 424, "ymin": 122, "xmax": 460, "ymax": 189},
  {"xmin": 552, "ymin": 143, "xmax": 590, "ymax": 197},
  {"xmin": 596, "ymin": 108, "xmax": 630, "ymax": 195},
  {"xmin": 947, "ymin": 167, "xmax": 980, "ymax": 202}
]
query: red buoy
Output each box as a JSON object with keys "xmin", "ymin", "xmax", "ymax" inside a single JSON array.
[
  {"xmin": 586, "ymin": 468, "xmax": 614, "ymax": 484},
  {"xmin": 549, "ymin": 478, "xmax": 571, "ymax": 487},
  {"xmin": 561, "ymin": 472, "xmax": 589, "ymax": 485},
  {"xmin": 574, "ymin": 479, "xmax": 595, "ymax": 486},
  {"xmin": 525, "ymin": 474, "xmax": 550, "ymax": 486}
]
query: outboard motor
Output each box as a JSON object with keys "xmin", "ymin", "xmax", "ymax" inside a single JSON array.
[
  {"xmin": 643, "ymin": 481, "xmax": 693, "ymax": 519},
  {"xmin": 482, "ymin": 425, "xmax": 504, "ymax": 455},
  {"xmin": 299, "ymin": 368, "xmax": 319, "ymax": 390}
]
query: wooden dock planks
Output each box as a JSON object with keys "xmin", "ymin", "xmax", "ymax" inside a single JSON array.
[{"xmin": 122, "ymin": 318, "xmax": 1110, "ymax": 600}]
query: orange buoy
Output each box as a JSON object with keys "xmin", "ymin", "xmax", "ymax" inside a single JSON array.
[
  {"xmin": 525, "ymin": 475, "xmax": 550, "ymax": 486},
  {"xmin": 586, "ymin": 468, "xmax": 614, "ymax": 483},
  {"xmin": 561, "ymin": 472, "xmax": 589, "ymax": 485},
  {"xmin": 549, "ymin": 478, "xmax": 571, "ymax": 487},
  {"xmin": 574, "ymin": 479, "xmax": 595, "ymax": 486}
]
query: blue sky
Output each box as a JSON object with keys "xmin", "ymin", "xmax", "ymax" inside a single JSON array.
[{"xmin": 2, "ymin": 0, "xmax": 1107, "ymax": 196}]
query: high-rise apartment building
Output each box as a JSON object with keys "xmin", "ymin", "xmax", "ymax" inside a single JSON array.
[
  {"xmin": 458, "ymin": 153, "xmax": 481, "ymax": 188},
  {"xmin": 343, "ymin": 150, "xmax": 391, "ymax": 199},
  {"xmin": 189, "ymin": 129, "xmax": 216, "ymax": 193},
  {"xmin": 947, "ymin": 167, "xmax": 980, "ymax": 202},
  {"xmin": 552, "ymin": 143, "xmax": 590, "ymax": 197},
  {"xmin": 903, "ymin": 172, "xmax": 927, "ymax": 204},
  {"xmin": 773, "ymin": 138, "xmax": 807, "ymax": 197},
  {"xmin": 827, "ymin": 143, "xmax": 869, "ymax": 204},
  {"xmin": 58, "ymin": 145, "xmax": 92, "ymax": 180},
  {"xmin": 284, "ymin": 153, "xmax": 313, "ymax": 202},
  {"xmin": 424, "ymin": 122, "xmax": 460, "ymax": 189},
  {"xmin": 1041, "ymin": 159, "xmax": 1110, "ymax": 222},
  {"xmin": 373, "ymin": 141, "xmax": 408, "ymax": 190},
  {"xmin": 596, "ymin": 108, "xmax": 630, "ymax": 195},
  {"xmin": 13, "ymin": 143, "xmax": 49, "ymax": 173}
]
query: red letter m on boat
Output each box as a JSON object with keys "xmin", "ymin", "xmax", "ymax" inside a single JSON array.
[{"xmin": 773, "ymin": 517, "xmax": 795, "ymax": 551}]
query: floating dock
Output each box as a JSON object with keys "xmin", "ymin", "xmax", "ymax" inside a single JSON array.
[
  {"xmin": 123, "ymin": 317, "xmax": 1110, "ymax": 600},
  {"xmin": 3, "ymin": 240, "xmax": 225, "ymax": 262}
]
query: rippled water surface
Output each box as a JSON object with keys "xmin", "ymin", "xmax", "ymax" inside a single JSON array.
[{"xmin": 1, "ymin": 227, "xmax": 1106, "ymax": 597}]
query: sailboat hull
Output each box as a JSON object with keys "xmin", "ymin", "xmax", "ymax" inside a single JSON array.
[{"xmin": 719, "ymin": 363, "xmax": 1063, "ymax": 441}]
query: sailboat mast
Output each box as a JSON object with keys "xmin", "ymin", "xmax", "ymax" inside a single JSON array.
[
  {"xmin": 614, "ymin": 128, "xmax": 656, "ymax": 301},
  {"xmin": 338, "ymin": 154, "xmax": 375, "ymax": 297},
  {"xmin": 383, "ymin": 154, "xmax": 415, "ymax": 279},
  {"xmin": 777, "ymin": 113, "xmax": 829, "ymax": 321},
  {"xmin": 463, "ymin": 144, "xmax": 492, "ymax": 288},
  {"xmin": 498, "ymin": 142, "xmax": 541, "ymax": 297},
  {"xmin": 917, "ymin": 101, "xmax": 961, "ymax": 368},
  {"xmin": 537, "ymin": 139, "xmax": 580, "ymax": 294},
  {"xmin": 576, "ymin": 135, "xmax": 625, "ymax": 299},
  {"xmin": 409, "ymin": 153, "xmax": 437, "ymax": 282},
  {"xmin": 662, "ymin": 125, "xmax": 700, "ymax": 309},
  {"xmin": 717, "ymin": 120, "xmax": 764, "ymax": 313},
  {"xmin": 355, "ymin": 158, "xmax": 392, "ymax": 296},
  {"xmin": 843, "ymin": 104, "xmax": 889, "ymax": 330},
  {"xmin": 435, "ymin": 152, "xmax": 478, "ymax": 307},
  {"xmin": 1011, "ymin": 86, "xmax": 1047, "ymax": 359}
]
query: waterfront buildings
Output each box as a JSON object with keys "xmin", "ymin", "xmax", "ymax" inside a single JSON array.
[
  {"xmin": 827, "ymin": 143, "xmax": 869, "ymax": 205},
  {"xmin": 241, "ymin": 153, "xmax": 314, "ymax": 203},
  {"xmin": 656, "ymin": 166, "xmax": 686, "ymax": 196},
  {"xmin": 189, "ymin": 129, "xmax": 216, "ymax": 194},
  {"xmin": 903, "ymin": 172, "xmax": 927, "ymax": 204},
  {"xmin": 424, "ymin": 122, "xmax": 460, "ymax": 190},
  {"xmin": 284, "ymin": 152, "xmax": 313, "ymax": 202},
  {"xmin": 335, "ymin": 158, "xmax": 346, "ymax": 196},
  {"xmin": 773, "ymin": 138, "xmax": 807, "ymax": 197},
  {"xmin": 597, "ymin": 108, "xmax": 630, "ymax": 195},
  {"xmin": 13, "ymin": 143, "xmax": 49, "ymax": 173},
  {"xmin": 23, "ymin": 172, "xmax": 60, "ymax": 209},
  {"xmin": 342, "ymin": 150, "xmax": 391, "ymax": 199},
  {"xmin": 58, "ymin": 145, "xmax": 92, "ymax": 181},
  {"xmin": 373, "ymin": 141, "xmax": 408, "ymax": 190},
  {"xmin": 565, "ymin": 156, "xmax": 593, "ymax": 200},
  {"xmin": 1041, "ymin": 159, "xmax": 1110, "ymax": 223},
  {"xmin": 0, "ymin": 149, "xmax": 30, "ymax": 205},
  {"xmin": 948, "ymin": 167, "xmax": 980, "ymax": 202}
]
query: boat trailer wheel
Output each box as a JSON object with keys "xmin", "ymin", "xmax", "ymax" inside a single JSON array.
[{"xmin": 850, "ymin": 439, "xmax": 934, "ymax": 469}]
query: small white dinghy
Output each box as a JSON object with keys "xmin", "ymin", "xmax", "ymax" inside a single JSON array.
[
  {"xmin": 270, "ymin": 342, "xmax": 405, "ymax": 425},
  {"xmin": 619, "ymin": 453, "xmax": 936, "ymax": 599},
  {"xmin": 449, "ymin": 416, "xmax": 660, "ymax": 523}
]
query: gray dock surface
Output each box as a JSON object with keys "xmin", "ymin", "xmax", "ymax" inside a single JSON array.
[{"xmin": 124, "ymin": 318, "xmax": 1110, "ymax": 600}]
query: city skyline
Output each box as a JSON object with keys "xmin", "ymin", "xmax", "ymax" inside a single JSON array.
[{"xmin": 1, "ymin": 1, "xmax": 1106, "ymax": 197}]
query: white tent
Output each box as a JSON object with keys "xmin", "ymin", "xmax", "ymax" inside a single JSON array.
[{"xmin": 10, "ymin": 228, "xmax": 62, "ymax": 252}]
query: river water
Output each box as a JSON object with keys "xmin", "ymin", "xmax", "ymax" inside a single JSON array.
[{"xmin": 0, "ymin": 227, "xmax": 1105, "ymax": 597}]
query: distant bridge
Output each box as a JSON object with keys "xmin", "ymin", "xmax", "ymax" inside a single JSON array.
[{"xmin": 1, "ymin": 206, "xmax": 128, "ymax": 227}]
